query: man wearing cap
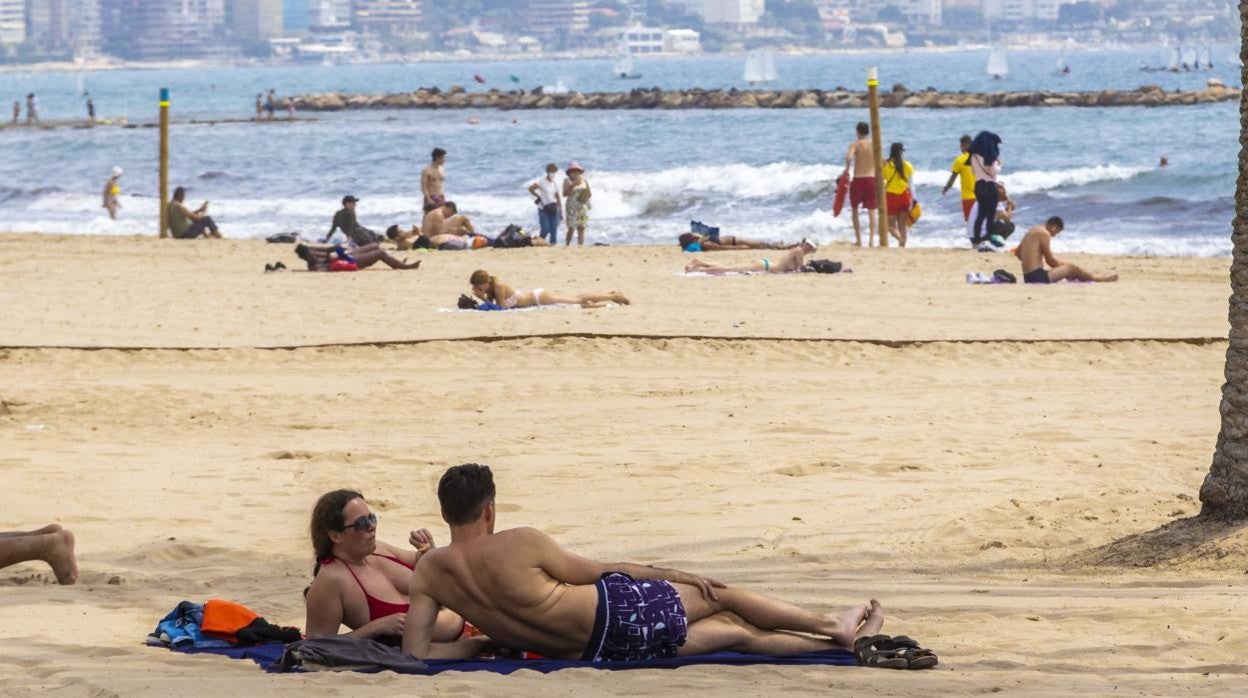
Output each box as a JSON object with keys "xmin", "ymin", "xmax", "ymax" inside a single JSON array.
[
  {"xmin": 102, "ymin": 167, "xmax": 123, "ymax": 220},
  {"xmin": 328, "ymin": 195, "xmax": 382, "ymax": 247}
]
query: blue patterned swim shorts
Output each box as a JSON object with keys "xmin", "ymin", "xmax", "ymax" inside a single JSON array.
[{"xmin": 581, "ymin": 572, "xmax": 688, "ymax": 662}]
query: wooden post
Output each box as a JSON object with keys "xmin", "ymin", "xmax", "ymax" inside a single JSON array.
[
  {"xmin": 158, "ymin": 88, "xmax": 169, "ymax": 238},
  {"xmin": 867, "ymin": 68, "xmax": 888, "ymax": 247}
]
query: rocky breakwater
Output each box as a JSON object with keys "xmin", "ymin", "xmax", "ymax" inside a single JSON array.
[{"xmin": 292, "ymin": 82, "xmax": 1241, "ymax": 112}]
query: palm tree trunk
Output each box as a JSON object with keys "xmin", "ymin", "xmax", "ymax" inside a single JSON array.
[{"xmin": 1199, "ymin": 7, "xmax": 1248, "ymax": 520}]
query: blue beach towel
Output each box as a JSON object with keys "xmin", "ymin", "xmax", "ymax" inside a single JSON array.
[{"xmin": 171, "ymin": 642, "xmax": 857, "ymax": 675}]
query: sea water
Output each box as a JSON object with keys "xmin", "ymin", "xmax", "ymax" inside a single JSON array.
[{"xmin": 0, "ymin": 47, "xmax": 1239, "ymax": 256}]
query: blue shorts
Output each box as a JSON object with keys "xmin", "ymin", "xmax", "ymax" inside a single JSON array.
[{"xmin": 581, "ymin": 573, "xmax": 688, "ymax": 662}]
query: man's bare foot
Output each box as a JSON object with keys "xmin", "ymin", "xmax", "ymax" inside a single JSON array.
[
  {"xmin": 826, "ymin": 603, "xmax": 871, "ymax": 647},
  {"xmin": 609, "ymin": 291, "xmax": 630, "ymax": 305},
  {"xmin": 403, "ymin": 259, "xmax": 422, "ymax": 270},
  {"xmin": 857, "ymin": 599, "xmax": 884, "ymax": 639},
  {"xmin": 47, "ymin": 529, "xmax": 77, "ymax": 585},
  {"xmin": 1098, "ymin": 274, "xmax": 1119, "ymax": 282}
]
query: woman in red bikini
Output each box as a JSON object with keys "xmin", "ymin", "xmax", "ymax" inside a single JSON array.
[{"xmin": 304, "ymin": 489, "xmax": 467, "ymax": 643}]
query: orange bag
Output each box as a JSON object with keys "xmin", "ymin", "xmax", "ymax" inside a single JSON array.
[{"xmin": 201, "ymin": 599, "xmax": 260, "ymax": 642}]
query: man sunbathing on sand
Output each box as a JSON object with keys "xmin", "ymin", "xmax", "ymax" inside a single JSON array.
[
  {"xmin": 679, "ymin": 232, "xmax": 798, "ymax": 252},
  {"xmin": 469, "ymin": 269, "xmax": 629, "ymax": 309},
  {"xmin": 0, "ymin": 523, "xmax": 76, "ymax": 584},
  {"xmin": 403, "ymin": 464, "xmax": 885, "ymax": 661},
  {"xmin": 685, "ymin": 239, "xmax": 816, "ymax": 274},
  {"xmin": 1013, "ymin": 217, "xmax": 1118, "ymax": 284},
  {"xmin": 304, "ymin": 490, "xmax": 466, "ymax": 643}
]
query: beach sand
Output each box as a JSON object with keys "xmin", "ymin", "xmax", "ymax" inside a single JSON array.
[{"xmin": 1, "ymin": 233, "xmax": 1244, "ymax": 696}]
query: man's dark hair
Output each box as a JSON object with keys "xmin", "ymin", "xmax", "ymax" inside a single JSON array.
[
  {"xmin": 960, "ymin": 134, "xmax": 972, "ymax": 146},
  {"xmin": 385, "ymin": 224, "xmax": 400, "ymax": 240},
  {"xmin": 1046, "ymin": 216, "xmax": 1064, "ymax": 231},
  {"xmin": 172, "ymin": 186, "xmax": 185, "ymax": 201},
  {"xmin": 432, "ymin": 147, "xmax": 447, "ymax": 161},
  {"xmin": 439, "ymin": 463, "xmax": 496, "ymax": 525},
  {"xmin": 442, "ymin": 201, "xmax": 457, "ymax": 214},
  {"xmin": 856, "ymin": 122, "xmax": 869, "ymax": 136}
]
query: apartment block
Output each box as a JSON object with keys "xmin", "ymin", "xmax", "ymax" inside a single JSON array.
[
  {"xmin": 282, "ymin": 0, "xmax": 310, "ymax": 31},
  {"xmin": 527, "ymin": 0, "xmax": 589, "ymax": 37},
  {"xmin": 696, "ymin": 0, "xmax": 765, "ymax": 27},
  {"xmin": 233, "ymin": 0, "xmax": 283, "ymax": 39},
  {"xmin": 983, "ymin": 0, "xmax": 1062, "ymax": 22},
  {"xmin": 101, "ymin": 0, "xmax": 227, "ymax": 60},
  {"xmin": 0, "ymin": 0, "xmax": 24, "ymax": 44},
  {"xmin": 308, "ymin": 0, "xmax": 351, "ymax": 27},
  {"xmin": 353, "ymin": 0, "xmax": 422, "ymax": 36}
]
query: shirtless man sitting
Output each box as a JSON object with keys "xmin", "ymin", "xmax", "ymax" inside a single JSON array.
[
  {"xmin": 421, "ymin": 201, "xmax": 474, "ymax": 237},
  {"xmin": 684, "ymin": 238, "xmax": 817, "ymax": 274},
  {"xmin": 1014, "ymin": 216, "xmax": 1118, "ymax": 284},
  {"xmin": 403, "ymin": 464, "xmax": 885, "ymax": 661}
]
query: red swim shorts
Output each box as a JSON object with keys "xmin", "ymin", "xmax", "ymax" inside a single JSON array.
[
  {"xmin": 887, "ymin": 191, "xmax": 913, "ymax": 216},
  {"xmin": 962, "ymin": 198, "xmax": 975, "ymax": 220},
  {"xmin": 849, "ymin": 177, "xmax": 876, "ymax": 209}
]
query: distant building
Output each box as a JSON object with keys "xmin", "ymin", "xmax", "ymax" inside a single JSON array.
[
  {"xmin": 26, "ymin": 0, "xmax": 102, "ymax": 54},
  {"xmin": 353, "ymin": 0, "xmax": 422, "ymax": 36},
  {"xmin": 100, "ymin": 0, "xmax": 227, "ymax": 60},
  {"xmin": 0, "ymin": 0, "xmax": 24, "ymax": 45},
  {"xmin": 983, "ymin": 0, "xmax": 1062, "ymax": 22},
  {"xmin": 663, "ymin": 27, "xmax": 701, "ymax": 53},
  {"xmin": 696, "ymin": 0, "xmax": 765, "ymax": 27},
  {"xmin": 308, "ymin": 0, "xmax": 351, "ymax": 28},
  {"xmin": 527, "ymin": 0, "xmax": 589, "ymax": 38},
  {"xmin": 282, "ymin": 0, "xmax": 310, "ymax": 31},
  {"xmin": 233, "ymin": 0, "xmax": 284, "ymax": 40},
  {"xmin": 619, "ymin": 25, "xmax": 663, "ymax": 53}
]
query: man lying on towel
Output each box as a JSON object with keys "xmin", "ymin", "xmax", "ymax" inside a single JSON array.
[{"xmin": 402, "ymin": 463, "xmax": 884, "ymax": 661}]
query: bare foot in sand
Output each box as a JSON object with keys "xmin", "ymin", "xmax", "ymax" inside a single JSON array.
[
  {"xmin": 857, "ymin": 599, "xmax": 884, "ymax": 639},
  {"xmin": 826, "ymin": 602, "xmax": 871, "ymax": 647},
  {"xmin": 47, "ymin": 529, "xmax": 77, "ymax": 585},
  {"xmin": 609, "ymin": 291, "xmax": 630, "ymax": 305}
]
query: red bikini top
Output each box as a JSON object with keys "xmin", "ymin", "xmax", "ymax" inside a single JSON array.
[{"xmin": 323, "ymin": 553, "xmax": 414, "ymax": 623}]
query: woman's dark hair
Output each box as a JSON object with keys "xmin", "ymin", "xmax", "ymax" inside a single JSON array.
[
  {"xmin": 438, "ymin": 464, "xmax": 496, "ymax": 526},
  {"xmin": 888, "ymin": 143, "xmax": 905, "ymax": 184},
  {"xmin": 385, "ymin": 224, "xmax": 400, "ymax": 240},
  {"xmin": 469, "ymin": 270, "xmax": 496, "ymax": 301},
  {"xmin": 172, "ymin": 186, "xmax": 186, "ymax": 201},
  {"xmin": 310, "ymin": 489, "xmax": 364, "ymax": 577},
  {"xmin": 678, "ymin": 233, "xmax": 697, "ymax": 248}
]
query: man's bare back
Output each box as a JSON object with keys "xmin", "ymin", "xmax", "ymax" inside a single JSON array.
[
  {"xmin": 408, "ymin": 527, "xmax": 599, "ymax": 659},
  {"xmin": 848, "ymin": 138, "xmax": 875, "ymax": 177},
  {"xmin": 1015, "ymin": 224, "xmax": 1051, "ymax": 274},
  {"xmin": 421, "ymin": 208, "xmax": 445, "ymax": 237}
]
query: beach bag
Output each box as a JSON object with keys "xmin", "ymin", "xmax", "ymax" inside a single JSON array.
[
  {"xmin": 908, "ymin": 200, "xmax": 922, "ymax": 224},
  {"xmin": 690, "ymin": 220, "xmax": 719, "ymax": 236},
  {"xmin": 494, "ymin": 224, "xmax": 533, "ymax": 249},
  {"xmin": 807, "ymin": 259, "xmax": 843, "ymax": 274},
  {"xmin": 992, "ymin": 269, "xmax": 1017, "ymax": 284}
]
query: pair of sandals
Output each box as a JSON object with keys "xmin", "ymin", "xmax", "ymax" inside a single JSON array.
[
  {"xmin": 853, "ymin": 634, "xmax": 939, "ymax": 670},
  {"xmin": 263, "ymin": 262, "xmax": 287, "ymax": 273}
]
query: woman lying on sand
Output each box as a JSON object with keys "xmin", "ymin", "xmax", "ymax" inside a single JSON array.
[
  {"xmin": 294, "ymin": 243, "xmax": 421, "ymax": 271},
  {"xmin": 469, "ymin": 269, "xmax": 630, "ymax": 309},
  {"xmin": 679, "ymin": 232, "xmax": 797, "ymax": 252},
  {"xmin": 304, "ymin": 490, "xmax": 465, "ymax": 642},
  {"xmin": 685, "ymin": 239, "xmax": 817, "ymax": 274}
]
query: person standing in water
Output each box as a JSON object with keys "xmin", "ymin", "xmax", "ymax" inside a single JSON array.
[
  {"xmin": 102, "ymin": 167, "xmax": 123, "ymax": 220},
  {"xmin": 562, "ymin": 162, "xmax": 591, "ymax": 246}
]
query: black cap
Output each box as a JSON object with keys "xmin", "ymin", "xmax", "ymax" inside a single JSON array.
[{"xmin": 342, "ymin": 195, "xmax": 359, "ymax": 204}]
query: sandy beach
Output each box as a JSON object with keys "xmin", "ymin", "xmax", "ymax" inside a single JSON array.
[{"xmin": 1, "ymin": 233, "xmax": 1244, "ymax": 696}]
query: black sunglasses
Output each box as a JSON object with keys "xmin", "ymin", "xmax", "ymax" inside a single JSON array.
[{"xmin": 338, "ymin": 512, "xmax": 377, "ymax": 533}]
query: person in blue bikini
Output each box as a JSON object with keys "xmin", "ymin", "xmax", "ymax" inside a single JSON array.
[
  {"xmin": 403, "ymin": 464, "xmax": 885, "ymax": 661},
  {"xmin": 684, "ymin": 239, "xmax": 816, "ymax": 274}
]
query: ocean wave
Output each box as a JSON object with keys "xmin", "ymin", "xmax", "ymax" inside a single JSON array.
[{"xmin": 911, "ymin": 164, "xmax": 1148, "ymax": 195}]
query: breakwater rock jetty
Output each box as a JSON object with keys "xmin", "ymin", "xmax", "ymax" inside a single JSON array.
[{"xmin": 291, "ymin": 83, "xmax": 1240, "ymax": 112}]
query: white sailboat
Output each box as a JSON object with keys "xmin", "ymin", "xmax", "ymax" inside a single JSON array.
[
  {"xmin": 986, "ymin": 46, "xmax": 1008, "ymax": 79},
  {"xmin": 612, "ymin": 45, "xmax": 641, "ymax": 79},
  {"xmin": 743, "ymin": 51, "xmax": 777, "ymax": 85}
]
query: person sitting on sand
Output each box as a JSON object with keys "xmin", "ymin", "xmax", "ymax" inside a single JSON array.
[
  {"xmin": 295, "ymin": 243, "xmax": 421, "ymax": 271},
  {"xmin": 684, "ymin": 239, "xmax": 817, "ymax": 274},
  {"xmin": 469, "ymin": 269, "xmax": 629, "ymax": 309},
  {"xmin": 0, "ymin": 523, "xmax": 77, "ymax": 585},
  {"xmin": 386, "ymin": 224, "xmax": 423, "ymax": 251},
  {"xmin": 421, "ymin": 201, "xmax": 472, "ymax": 238},
  {"xmin": 304, "ymin": 490, "xmax": 466, "ymax": 643},
  {"xmin": 1013, "ymin": 217, "xmax": 1117, "ymax": 284},
  {"xmin": 167, "ymin": 187, "xmax": 222, "ymax": 239},
  {"xmin": 402, "ymin": 464, "xmax": 896, "ymax": 662},
  {"xmin": 678, "ymin": 233, "xmax": 796, "ymax": 252}
]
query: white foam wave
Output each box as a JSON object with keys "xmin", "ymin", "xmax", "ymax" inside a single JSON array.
[{"xmin": 912, "ymin": 164, "xmax": 1148, "ymax": 195}]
